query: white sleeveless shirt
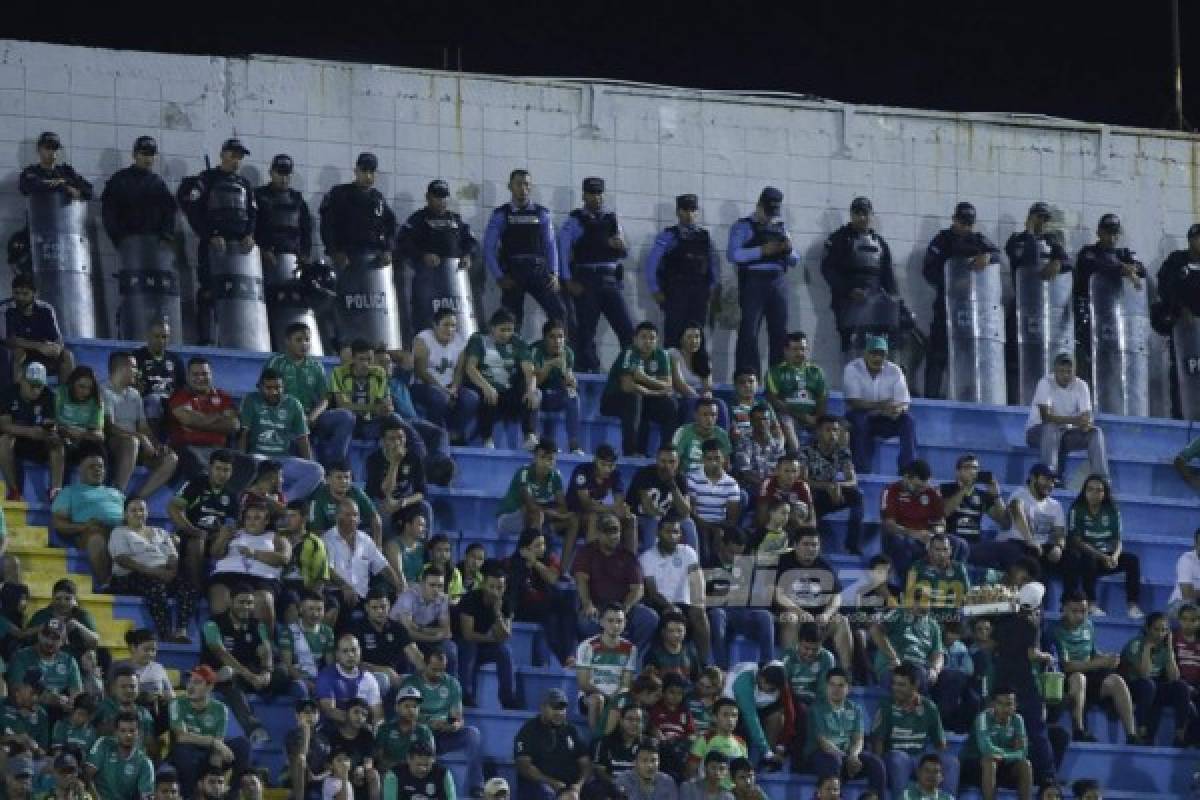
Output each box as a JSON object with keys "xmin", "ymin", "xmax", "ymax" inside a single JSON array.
[{"xmin": 416, "ymin": 329, "xmax": 466, "ymax": 389}]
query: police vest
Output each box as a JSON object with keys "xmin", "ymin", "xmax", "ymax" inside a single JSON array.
[
  {"xmin": 344, "ymin": 187, "xmax": 389, "ymax": 248},
  {"xmin": 661, "ymin": 225, "xmax": 712, "ymax": 286},
  {"xmin": 207, "ymin": 175, "xmax": 251, "ymax": 229},
  {"xmin": 569, "ymin": 209, "xmax": 621, "ymax": 265},
  {"xmin": 498, "ymin": 203, "xmax": 547, "ymax": 263},
  {"xmin": 745, "ymin": 217, "xmax": 790, "ymax": 267},
  {"xmin": 258, "ymin": 188, "xmax": 304, "ymax": 253},
  {"xmin": 846, "ymin": 229, "xmax": 884, "ymax": 288},
  {"xmin": 391, "ymin": 764, "xmax": 452, "ymax": 800},
  {"xmin": 417, "ymin": 212, "xmax": 462, "ymax": 258},
  {"xmin": 204, "ymin": 612, "xmax": 263, "ymax": 669}
]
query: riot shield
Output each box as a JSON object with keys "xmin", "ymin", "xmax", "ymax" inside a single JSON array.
[
  {"xmin": 1173, "ymin": 317, "xmax": 1200, "ymax": 420},
  {"xmin": 267, "ymin": 280, "xmax": 325, "ymax": 357},
  {"xmin": 337, "ymin": 250, "xmax": 402, "ymax": 350},
  {"xmin": 27, "ymin": 193, "xmax": 95, "ymax": 338},
  {"xmin": 117, "ymin": 234, "xmax": 183, "ymax": 342},
  {"xmin": 841, "ymin": 289, "xmax": 901, "ymax": 361},
  {"xmin": 210, "ymin": 246, "xmax": 271, "ymax": 352},
  {"xmin": 944, "ymin": 258, "xmax": 1006, "ymax": 405},
  {"xmin": 262, "ymin": 252, "xmax": 298, "ymax": 289},
  {"xmin": 1090, "ymin": 274, "xmax": 1149, "ymax": 417},
  {"xmin": 1014, "ymin": 269, "xmax": 1074, "ymax": 405}
]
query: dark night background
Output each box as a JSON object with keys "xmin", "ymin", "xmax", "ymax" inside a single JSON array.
[{"xmin": 5, "ymin": 1, "xmax": 1196, "ymax": 131}]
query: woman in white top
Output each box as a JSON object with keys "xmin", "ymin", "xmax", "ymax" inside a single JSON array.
[
  {"xmin": 108, "ymin": 497, "xmax": 196, "ymax": 643},
  {"xmin": 110, "ymin": 627, "xmax": 175, "ymax": 730},
  {"xmin": 670, "ymin": 324, "xmax": 729, "ymax": 428},
  {"xmin": 209, "ymin": 501, "xmax": 292, "ymax": 629},
  {"xmin": 410, "ymin": 309, "xmax": 481, "ymax": 443}
]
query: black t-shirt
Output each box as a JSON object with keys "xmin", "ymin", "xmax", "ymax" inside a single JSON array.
[
  {"xmin": 365, "ymin": 448, "xmax": 426, "ymax": 503},
  {"xmin": 175, "ymin": 477, "xmax": 238, "ymax": 533},
  {"xmin": 592, "ymin": 732, "xmax": 640, "ymax": 775},
  {"xmin": 320, "ymin": 722, "xmax": 376, "ymax": 766},
  {"xmin": 346, "ymin": 616, "xmax": 413, "ymax": 669},
  {"xmin": 457, "ymin": 589, "xmax": 514, "ymax": 636},
  {"xmin": 773, "ymin": 551, "xmax": 842, "ymax": 614},
  {"xmin": 939, "ymin": 482, "xmax": 1001, "ymax": 542},
  {"xmin": 514, "ymin": 717, "xmax": 588, "ymax": 784},
  {"xmin": 993, "ymin": 612, "xmax": 1040, "ymax": 694},
  {"xmin": 566, "ymin": 462, "xmax": 625, "ymax": 512},
  {"xmin": 132, "ymin": 346, "xmax": 186, "ymax": 400},
  {"xmin": 0, "ymin": 382, "xmax": 54, "ymax": 427},
  {"xmin": 285, "ymin": 726, "xmax": 332, "ymax": 785},
  {"xmin": 627, "ymin": 466, "xmax": 687, "ymax": 516}
]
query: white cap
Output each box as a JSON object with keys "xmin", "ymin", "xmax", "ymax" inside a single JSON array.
[
  {"xmin": 483, "ymin": 777, "xmax": 510, "ymax": 796},
  {"xmin": 1017, "ymin": 581, "xmax": 1045, "ymax": 609}
]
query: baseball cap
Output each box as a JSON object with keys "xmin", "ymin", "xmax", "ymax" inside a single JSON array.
[
  {"xmin": 953, "ymin": 201, "xmax": 977, "ymax": 224},
  {"xmin": 427, "ymin": 179, "xmax": 450, "ymax": 197},
  {"xmin": 582, "ymin": 177, "xmax": 605, "ymax": 194},
  {"xmin": 190, "ymin": 664, "xmax": 218, "ymax": 685},
  {"xmin": 133, "ymin": 136, "xmax": 158, "ymax": 155},
  {"xmin": 270, "ymin": 154, "xmax": 294, "ymax": 175},
  {"xmin": 864, "ymin": 334, "xmax": 889, "ymax": 353},
  {"xmin": 675, "ymin": 193, "xmax": 699, "ymax": 211},
  {"xmin": 1029, "ymin": 463, "xmax": 1056, "ymax": 480},
  {"xmin": 8, "ymin": 753, "xmax": 34, "ymax": 778},
  {"xmin": 221, "ymin": 138, "xmax": 249, "ymax": 155},
  {"xmin": 37, "ymin": 131, "xmax": 62, "ymax": 150},
  {"xmin": 54, "ymin": 752, "xmax": 80, "ymax": 771},
  {"xmin": 1028, "ymin": 201, "xmax": 1052, "ymax": 218},
  {"xmin": 484, "ymin": 777, "xmax": 510, "ymax": 797},
  {"xmin": 1017, "ymin": 580, "xmax": 1046, "ymax": 609},
  {"xmin": 24, "ymin": 362, "xmax": 47, "ymax": 386},
  {"xmin": 1053, "ymin": 351, "xmax": 1074, "ymax": 365},
  {"xmin": 850, "ymin": 196, "xmax": 873, "ymax": 213},
  {"xmin": 356, "ymin": 152, "xmax": 378, "ymax": 171},
  {"xmin": 396, "ymin": 685, "xmax": 423, "ymax": 703},
  {"xmin": 542, "ymin": 687, "xmax": 569, "ymax": 708},
  {"xmin": 759, "ymin": 186, "xmax": 783, "ymax": 205}
]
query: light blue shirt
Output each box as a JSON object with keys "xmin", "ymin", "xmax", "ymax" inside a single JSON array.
[{"xmin": 727, "ymin": 216, "xmax": 800, "ymax": 272}]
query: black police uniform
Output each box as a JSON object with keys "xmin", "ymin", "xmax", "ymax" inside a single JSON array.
[
  {"xmin": 101, "ymin": 162, "xmax": 176, "ymax": 245},
  {"xmin": 647, "ymin": 195, "xmax": 716, "ymax": 349},
  {"xmin": 254, "ymin": 185, "xmax": 313, "ymax": 264},
  {"xmin": 1155, "ymin": 237, "xmax": 1200, "ymax": 417},
  {"xmin": 484, "ymin": 199, "xmax": 565, "ymax": 333},
  {"xmin": 1073, "ymin": 220, "xmax": 1145, "ymax": 385},
  {"xmin": 318, "ymin": 183, "xmax": 396, "ymax": 258},
  {"xmin": 18, "ymin": 132, "xmax": 93, "ymax": 199},
  {"xmin": 396, "ymin": 187, "xmax": 479, "ymax": 335},
  {"xmin": 821, "ymin": 221, "xmax": 899, "ymax": 350}
]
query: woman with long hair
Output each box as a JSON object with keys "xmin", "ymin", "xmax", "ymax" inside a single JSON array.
[
  {"xmin": 670, "ymin": 324, "xmax": 729, "ymax": 428},
  {"xmin": 113, "ymin": 627, "xmax": 174, "ymax": 732},
  {"xmin": 108, "ymin": 497, "xmax": 196, "ymax": 643},
  {"xmin": 55, "ymin": 365, "xmax": 106, "ymax": 467},
  {"xmin": 1063, "ymin": 474, "xmax": 1143, "ymax": 618},
  {"xmin": 505, "ymin": 528, "xmax": 575, "ymax": 667}
]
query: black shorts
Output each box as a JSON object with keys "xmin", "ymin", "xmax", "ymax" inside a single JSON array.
[
  {"xmin": 1084, "ymin": 668, "xmax": 1118, "ymax": 706},
  {"xmin": 210, "ymin": 572, "xmax": 280, "ymax": 595},
  {"xmin": 961, "ymin": 757, "xmax": 1027, "ymax": 789}
]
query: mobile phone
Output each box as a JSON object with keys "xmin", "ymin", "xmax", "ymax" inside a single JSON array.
[{"xmin": 978, "ymin": 470, "xmax": 993, "ymax": 484}]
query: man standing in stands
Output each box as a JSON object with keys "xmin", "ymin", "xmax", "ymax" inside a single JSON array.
[
  {"xmin": 101, "ymin": 135, "xmax": 176, "ymax": 249},
  {"xmin": 396, "ymin": 179, "xmax": 478, "ymax": 335},
  {"xmin": 19, "ymin": 131, "xmax": 92, "ymax": 201},
  {"xmin": 176, "ymin": 138, "xmax": 256, "ymax": 345},
  {"xmin": 254, "ymin": 154, "xmax": 313, "ymax": 269},
  {"xmin": 319, "ymin": 152, "xmax": 396, "ymax": 273},
  {"xmin": 821, "ymin": 196, "xmax": 902, "ymax": 353},
  {"xmin": 645, "ymin": 193, "xmax": 719, "ymax": 349},
  {"xmin": 558, "ymin": 177, "xmax": 634, "ymax": 372},
  {"xmin": 483, "ymin": 168, "xmax": 565, "ymax": 333},
  {"xmin": 0, "ymin": 273, "xmax": 75, "ymax": 384},
  {"xmin": 1074, "ymin": 214, "xmax": 1145, "ymax": 383}
]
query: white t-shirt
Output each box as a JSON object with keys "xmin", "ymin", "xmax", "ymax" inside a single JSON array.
[
  {"xmin": 322, "ymin": 776, "xmax": 353, "ymax": 800},
  {"xmin": 997, "ymin": 486, "xmax": 1065, "ymax": 545},
  {"xmin": 103, "ymin": 384, "xmax": 147, "ymax": 434},
  {"xmin": 108, "ymin": 526, "xmax": 177, "ymax": 577},
  {"xmin": 416, "ymin": 329, "xmax": 466, "ymax": 390},
  {"xmin": 212, "ymin": 530, "xmax": 284, "ymax": 581},
  {"xmin": 1026, "ymin": 374, "xmax": 1092, "ymax": 432},
  {"xmin": 639, "ymin": 544, "xmax": 701, "ymax": 605},
  {"xmin": 1170, "ymin": 549, "xmax": 1200, "ymax": 604},
  {"xmin": 842, "ymin": 358, "xmax": 911, "ymax": 405}
]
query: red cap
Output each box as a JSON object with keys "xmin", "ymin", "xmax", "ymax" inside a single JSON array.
[{"xmin": 190, "ymin": 665, "xmax": 218, "ymax": 685}]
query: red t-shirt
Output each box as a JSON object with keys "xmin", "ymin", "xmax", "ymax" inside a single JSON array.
[
  {"xmin": 572, "ymin": 543, "xmax": 643, "ymax": 606},
  {"xmin": 881, "ymin": 479, "xmax": 945, "ymax": 531},
  {"xmin": 758, "ymin": 476, "xmax": 815, "ymax": 517},
  {"xmin": 1175, "ymin": 635, "xmax": 1200, "ymax": 687},
  {"xmin": 648, "ymin": 700, "xmax": 695, "ymax": 741},
  {"xmin": 167, "ymin": 387, "xmax": 237, "ymax": 447}
]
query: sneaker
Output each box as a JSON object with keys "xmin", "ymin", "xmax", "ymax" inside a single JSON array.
[
  {"xmin": 523, "ymin": 433, "xmax": 539, "ymax": 451},
  {"xmin": 1089, "ymin": 604, "xmax": 1107, "ymax": 617},
  {"xmin": 1127, "ymin": 604, "xmax": 1145, "ymax": 620},
  {"xmin": 482, "ymin": 438, "xmax": 496, "ymax": 449}
]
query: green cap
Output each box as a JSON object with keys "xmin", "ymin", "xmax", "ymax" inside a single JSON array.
[{"xmin": 865, "ymin": 334, "xmax": 889, "ymax": 353}]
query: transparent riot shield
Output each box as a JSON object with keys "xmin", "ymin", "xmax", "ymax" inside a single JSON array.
[
  {"xmin": 1173, "ymin": 316, "xmax": 1200, "ymax": 420},
  {"xmin": 27, "ymin": 193, "xmax": 95, "ymax": 338},
  {"xmin": 211, "ymin": 246, "xmax": 270, "ymax": 352},
  {"xmin": 337, "ymin": 250, "xmax": 402, "ymax": 350},
  {"xmin": 1089, "ymin": 274, "xmax": 1149, "ymax": 417},
  {"xmin": 1014, "ymin": 269, "xmax": 1074, "ymax": 405},
  {"xmin": 944, "ymin": 258, "xmax": 1006, "ymax": 405},
  {"xmin": 117, "ymin": 234, "xmax": 183, "ymax": 342}
]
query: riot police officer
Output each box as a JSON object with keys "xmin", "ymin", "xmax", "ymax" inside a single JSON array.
[
  {"xmin": 396, "ymin": 179, "xmax": 479, "ymax": 335},
  {"xmin": 644, "ymin": 193, "xmax": 718, "ymax": 349},
  {"xmin": 1006, "ymin": 202, "xmax": 1068, "ymax": 282},
  {"xmin": 18, "ymin": 131, "xmax": 92, "ymax": 200},
  {"xmin": 177, "ymin": 138, "xmax": 257, "ymax": 344},
  {"xmin": 254, "ymin": 154, "xmax": 313, "ymax": 272},
  {"xmin": 100, "ymin": 136, "xmax": 176, "ymax": 246},
  {"xmin": 727, "ymin": 187, "xmax": 799, "ymax": 377},
  {"xmin": 482, "ymin": 168, "xmax": 565, "ymax": 334},
  {"xmin": 318, "ymin": 152, "xmax": 396, "ymax": 269},
  {"xmin": 921, "ymin": 201, "xmax": 1000, "ymax": 398},
  {"xmin": 558, "ymin": 177, "xmax": 635, "ymax": 372},
  {"xmin": 1074, "ymin": 213, "xmax": 1145, "ymax": 383},
  {"xmin": 820, "ymin": 196, "xmax": 901, "ymax": 353},
  {"xmin": 1155, "ymin": 224, "xmax": 1200, "ymax": 417}
]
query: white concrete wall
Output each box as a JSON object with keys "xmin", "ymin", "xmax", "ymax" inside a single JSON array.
[{"xmin": 1, "ymin": 39, "xmax": 1198, "ymax": 414}]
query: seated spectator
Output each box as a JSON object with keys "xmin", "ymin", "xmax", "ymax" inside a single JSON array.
[
  {"xmin": 802, "ymin": 668, "xmax": 886, "ymax": 796},
  {"xmin": 614, "ymin": 739, "xmax": 677, "ymax": 800},
  {"xmin": 673, "ymin": 397, "xmax": 731, "ymax": 476},
  {"xmin": 575, "ymin": 514, "xmax": 659, "ymax": 653},
  {"xmin": 238, "ymin": 367, "xmax": 325, "ymax": 501},
  {"xmin": 168, "ymin": 448, "xmax": 237, "ymax": 595},
  {"xmin": 1053, "ymin": 591, "xmax": 1138, "ymax": 743},
  {"xmin": 103, "ymin": 351, "xmax": 178, "ymax": 499},
  {"xmin": 208, "ymin": 502, "xmax": 289, "ymax": 625},
  {"xmin": 239, "ymin": 458, "xmax": 286, "ymax": 526},
  {"xmin": 265, "ymin": 322, "xmax": 355, "ymax": 466},
  {"xmin": 672, "ymin": 325, "xmax": 729, "ymax": 427},
  {"xmin": 88, "ymin": 712, "xmax": 156, "ymax": 800},
  {"xmin": 601, "ymin": 321, "xmax": 680, "ymax": 458},
  {"xmin": 1062, "ymin": 474, "xmax": 1143, "ymax": 617},
  {"xmin": 109, "ymin": 497, "xmax": 195, "ymax": 643},
  {"xmin": 688, "ymin": 439, "xmax": 742, "ymax": 556},
  {"xmin": 365, "ymin": 418, "xmax": 429, "ymax": 546},
  {"xmin": 1175, "ymin": 603, "xmax": 1200, "ymax": 725},
  {"xmin": 601, "ymin": 672, "xmax": 665, "ymax": 738},
  {"xmin": 399, "ymin": 643, "xmax": 484, "ymax": 797},
  {"xmin": 575, "ymin": 602, "xmax": 638, "ymax": 732},
  {"xmin": 55, "ymin": 366, "xmax": 106, "ymax": 469},
  {"xmin": 411, "ymin": 308, "xmax": 479, "ymax": 444},
  {"xmin": 132, "ymin": 318, "xmax": 185, "ymax": 428},
  {"xmin": 113, "ymin": 627, "xmax": 174, "ymax": 727},
  {"xmin": 871, "ymin": 585, "xmax": 945, "ymax": 690},
  {"xmin": 755, "ymin": 455, "xmax": 815, "ymax": 536},
  {"xmin": 705, "ymin": 528, "xmax": 775, "ymax": 669},
  {"xmin": 781, "ymin": 622, "xmax": 834, "ymax": 737},
  {"xmin": 1121, "ymin": 611, "xmax": 1194, "ymax": 746},
  {"xmin": 901, "ymin": 754, "xmax": 955, "ymax": 800},
  {"xmin": 641, "ymin": 516, "xmax": 712, "ymax": 663},
  {"xmin": 726, "ymin": 660, "xmax": 793, "ymax": 768},
  {"xmin": 1, "ymin": 272, "xmax": 75, "ymax": 383},
  {"xmin": 168, "ymin": 666, "xmax": 247, "ymax": 799},
  {"xmin": 52, "ymin": 690, "xmax": 96, "ymax": 757},
  {"xmin": 496, "ymin": 438, "xmax": 579, "ymax": 561},
  {"xmin": 319, "ymin": 697, "xmax": 381, "ymax": 800},
  {"xmin": 800, "ymin": 415, "xmax": 865, "ymax": 555},
  {"xmin": 688, "ymin": 695, "xmax": 746, "ymax": 784},
  {"xmin": 45, "ymin": 752, "xmax": 92, "ymax": 800},
  {"xmin": 425, "ymin": 533, "xmax": 465, "ymax": 604},
  {"xmin": 460, "ymin": 543, "xmax": 485, "ymax": 595},
  {"xmin": 310, "ymin": 460, "xmax": 385, "ymax": 545},
  {"xmin": 386, "ymin": 508, "xmax": 428, "ymax": 588},
  {"xmin": 286, "ymin": 698, "xmax": 333, "ymax": 800},
  {"xmin": 316, "ymin": 634, "xmax": 384, "ymax": 726},
  {"xmin": 1173, "ymin": 432, "xmax": 1200, "ymax": 494},
  {"xmin": 515, "ymin": 688, "xmax": 591, "ymax": 800},
  {"xmin": 1, "ymin": 669, "xmax": 49, "ymax": 757},
  {"xmin": 766, "ymin": 331, "xmax": 828, "ymax": 453},
  {"xmin": 348, "ymin": 587, "xmax": 424, "ymax": 695},
  {"xmin": 194, "ymin": 766, "xmax": 229, "ymax": 800},
  {"xmin": 391, "ymin": 565, "xmax": 458, "ymax": 675},
  {"xmin": 506, "ymin": 528, "xmax": 575, "ymax": 667},
  {"xmin": 1026, "ymin": 352, "xmax": 1108, "ymax": 483},
  {"xmin": 1170, "ymin": 528, "xmax": 1200, "ymax": 616},
  {"xmin": 330, "ymin": 337, "xmax": 402, "ymax": 443},
  {"xmin": 629, "ymin": 444, "xmax": 699, "ymax": 552},
  {"xmin": 200, "ymin": 583, "xmax": 290, "ymax": 743},
  {"xmin": 278, "ymin": 590, "xmax": 335, "ymax": 699},
  {"xmin": 773, "ymin": 529, "xmax": 854, "ymax": 668},
  {"xmin": 8, "ymin": 618, "xmax": 81, "ymax": 716},
  {"xmin": 905, "ymin": 533, "xmax": 971, "ymax": 609},
  {"xmin": 94, "ymin": 665, "xmax": 155, "ymax": 748},
  {"xmin": 843, "ymin": 335, "xmax": 916, "ymax": 474},
  {"xmin": 959, "ymin": 688, "xmax": 1033, "ymax": 800},
  {"xmin": 167, "ymin": 357, "xmax": 241, "ymax": 482},
  {"xmin": 531, "ymin": 318, "xmax": 584, "ymax": 454},
  {"xmin": 277, "ymin": 499, "xmax": 333, "ymax": 624},
  {"xmin": 379, "ymin": 346, "xmax": 456, "ymax": 487},
  {"xmin": 23, "ymin": 577, "xmax": 100, "ymax": 663},
  {"xmin": 0, "ymin": 361, "xmax": 64, "ymax": 502},
  {"xmin": 463, "ymin": 308, "xmax": 539, "ymax": 450},
  {"xmin": 50, "ymin": 450, "xmax": 123, "ymax": 587},
  {"xmin": 648, "ymin": 671, "xmax": 696, "ymax": 781},
  {"xmin": 728, "ymin": 757, "xmax": 770, "ymax": 800},
  {"xmin": 384, "ymin": 739, "xmax": 454, "ymax": 800},
  {"xmin": 323, "ymin": 498, "xmax": 403, "ymax": 624},
  {"xmin": 882, "ymin": 460, "xmax": 967, "ymax": 579},
  {"xmin": 643, "ymin": 611, "xmax": 701, "ymax": 683},
  {"xmin": 592, "ymin": 702, "xmax": 644, "ymax": 783},
  {"xmin": 565, "ymin": 444, "xmax": 636, "ymax": 560},
  {"xmin": 729, "ymin": 368, "xmax": 776, "ymax": 441},
  {"xmin": 679, "ymin": 750, "xmax": 732, "ymax": 800},
  {"xmin": 458, "ymin": 559, "xmax": 518, "ymax": 709},
  {"xmin": 871, "ymin": 663, "xmax": 957, "ymax": 798},
  {"xmin": 980, "ymin": 463, "xmax": 1066, "ymax": 575},
  {"xmin": 940, "ymin": 454, "xmax": 1010, "ymax": 564},
  {"xmin": 733, "ymin": 403, "xmax": 786, "ymax": 498},
  {"xmin": 375, "ymin": 685, "xmax": 434, "ymax": 772}
]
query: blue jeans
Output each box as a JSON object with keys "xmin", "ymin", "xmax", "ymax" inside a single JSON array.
[
  {"xmin": 458, "ymin": 640, "xmax": 517, "ymax": 707},
  {"xmin": 537, "ymin": 387, "xmax": 582, "ymax": 449},
  {"xmin": 410, "ymin": 383, "xmax": 481, "ymax": 443},
  {"xmin": 578, "ymin": 603, "xmax": 659, "ymax": 654},
  {"xmin": 568, "ymin": 268, "xmax": 635, "ymax": 373},
  {"xmin": 436, "ymin": 726, "xmax": 483, "ymax": 793},
  {"xmin": 707, "ymin": 606, "xmax": 775, "ymax": 669},
  {"xmin": 847, "ymin": 408, "xmax": 917, "ymax": 474},
  {"xmin": 886, "ymin": 750, "xmax": 960, "ymax": 797},
  {"xmin": 312, "ymin": 408, "xmax": 355, "ymax": 466}
]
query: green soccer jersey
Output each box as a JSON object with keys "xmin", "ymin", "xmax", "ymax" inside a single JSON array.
[
  {"xmin": 278, "ymin": 622, "xmax": 336, "ymax": 678},
  {"xmin": 52, "ymin": 718, "xmax": 96, "ymax": 754},
  {"xmin": 264, "ymin": 353, "xmax": 330, "ymax": 414},
  {"xmin": 781, "ymin": 646, "xmax": 835, "ymax": 704},
  {"xmin": 672, "ymin": 424, "xmax": 732, "ymax": 474},
  {"xmin": 1068, "ymin": 503, "xmax": 1122, "ymax": 556},
  {"xmin": 900, "ymin": 786, "xmax": 955, "ymax": 800},
  {"xmin": 905, "ymin": 559, "xmax": 971, "ymax": 608},
  {"xmin": 308, "ymin": 484, "xmax": 377, "ymax": 533},
  {"xmin": 766, "ymin": 361, "xmax": 827, "ymax": 416},
  {"xmin": 531, "ymin": 340, "xmax": 575, "ymax": 390},
  {"xmin": 239, "ymin": 391, "xmax": 308, "ymax": 457},
  {"xmin": 399, "ymin": 673, "xmax": 463, "ymax": 724},
  {"xmin": 168, "ymin": 696, "xmax": 228, "ymax": 738},
  {"xmin": 874, "ymin": 609, "xmax": 944, "ymax": 675},
  {"xmin": 0, "ymin": 700, "xmax": 50, "ymax": 750},
  {"xmin": 7, "ymin": 647, "xmax": 82, "ymax": 695},
  {"xmin": 86, "ymin": 736, "xmax": 154, "ymax": 800},
  {"xmin": 806, "ymin": 699, "xmax": 867, "ymax": 756},
  {"xmin": 1053, "ymin": 618, "xmax": 1098, "ymax": 665},
  {"xmin": 93, "ymin": 698, "xmax": 155, "ymax": 743},
  {"xmin": 871, "ymin": 695, "xmax": 946, "ymax": 756},
  {"xmin": 465, "ymin": 332, "xmax": 531, "ymax": 390},
  {"xmin": 604, "ymin": 346, "xmax": 672, "ymax": 396},
  {"xmin": 497, "ymin": 464, "xmax": 565, "ymax": 515},
  {"xmin": 1122, "ymin": 634, "xmax": 1169, "ymax": 679},
  {"xmin": 376, "ymin": 720, "xmax": 436, "ymax": 767},
  {"xmin": 962, "ymin": 709, "xmax": 1028, "ymax": 760},
  {"xmin": 689, "ymin": 732, "xmax": 748, "ymax": 789}
]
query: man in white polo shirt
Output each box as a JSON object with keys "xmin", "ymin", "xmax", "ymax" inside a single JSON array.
[
  {"xmin": 322, "ymin": 498, "xmax": 403, "ymax": 626},
  {"xmin": 1025, "ymin": 352, "xmax": 1109, "ymax": 483},
  {"xmin": 639, "ymin": 515, "xmax": 711, "ymax": 662},
  {"xmin": 843, "ymin": 334, "xmax": 917, "ymax": 474},
  {"xmin": 1170, "ymin": 528, "xmax": 1200, "ymax": 615}
]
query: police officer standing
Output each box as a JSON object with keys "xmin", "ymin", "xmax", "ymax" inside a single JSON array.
[
  {"xmin": 177, "ymin": 138, "xmax": 257, "ymax": 345},
  {"xmin": 644, "ymin": 193, "xmax": 719, "ymax": 349},
  {"xmin": 18, "ymin": 132, "xmax": 93, "ymax": 201},
  {"xmin": 101, "ymin": 136, "xmax": 176, "ymax": 247},
  {"xmin": 254, "ymin": 154, "xmax": 313, "ymax": 273},
  {"xmin": 318, "ymin": 152, "xmax": 396, "ymax": 269},
  {"xmin": 921, "ymin": 201, "xmax": 1000, "ymax": 398},
  {"xmin": 727, "ymin": 187, "xmax": 799, "ymax": 377},
  {"xmin": 1005, "ymin": 202, "xmax": 1069, "ymax": 283},
  {"xmin": 396, "ymin": 179, "xmax": 478, "ymax": 335},
  {"xmin": 483, "ymin": 168, "xmax": 564, "ymax": 334},
  {"xmin": 1156, "ymin": 224, "xmax": 1200, "ymax": 417},
  {"xmin": 1074, "ymin": 213, "xmax": 1145, "ymax": 382},
  {"xmin": 820, "ymin": 196, "xmax": 900, "ymax": 352},
  {"xmin": 557, "ymin": 177, "xmax": 635, "ymax": 372}
]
